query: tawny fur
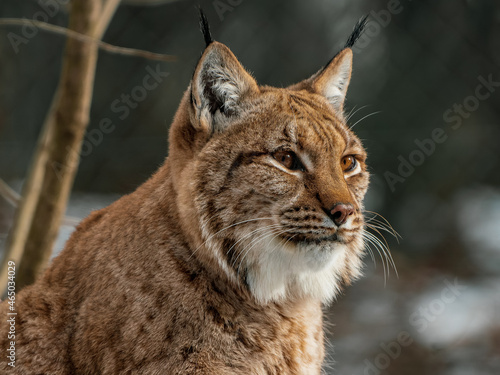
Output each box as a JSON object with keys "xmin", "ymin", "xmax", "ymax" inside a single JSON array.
[{"xmin": 0, "ymin": 36, "xmax": 369, "ymax": 374}]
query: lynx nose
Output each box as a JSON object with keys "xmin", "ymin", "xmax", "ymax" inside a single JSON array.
[{"xmin": 329, "ymin": 204, "xmax": 354, "ymax": 226}]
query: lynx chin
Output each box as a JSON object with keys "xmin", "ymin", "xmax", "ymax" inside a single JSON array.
[{"xmin": 0, "ymin": 13, "xmax": 382, "ymax": 375}]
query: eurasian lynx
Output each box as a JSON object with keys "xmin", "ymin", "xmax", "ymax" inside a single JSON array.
[{"xmin": 1, "ymin": 14, "xmax": 371, "ymax": 374}]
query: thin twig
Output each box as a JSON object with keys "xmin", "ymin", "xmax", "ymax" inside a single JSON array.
[
  {"xmin": 0, "ymin": 178, "xmax": 81, "ymax": 226},
  {"xmin": 0, "ymin": 179, "xmax": 20, "ymax": 207},
  {"xmin": 0, "ymin": 18, "xmax": 176, "ymax": 63},
  {"xmin": 94, "ymin": 0, "xmax": 122, "ymax": 39}
]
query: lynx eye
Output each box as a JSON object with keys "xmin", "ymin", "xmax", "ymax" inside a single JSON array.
[
  {"xmin": 341, "ymin": 155, "xmax": 357, "ymax": 172},
  {"xmin": 272, "ymin": 150, "xmax": 304, "ymax": 171}
]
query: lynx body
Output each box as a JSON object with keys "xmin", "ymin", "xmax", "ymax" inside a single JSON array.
[{"xmin": 0, "ymin": 17, "xmax": 370, "ymax": 374}]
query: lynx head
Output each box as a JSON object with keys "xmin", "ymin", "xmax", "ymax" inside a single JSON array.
[{"xmin": 169, "ymin": 15, "xmax": 370, "ymax": 304}]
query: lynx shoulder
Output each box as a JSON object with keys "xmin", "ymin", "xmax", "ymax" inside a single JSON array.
[{"xmin": 0, "ymin": 15, "xmax": 370, "ymax": 374}]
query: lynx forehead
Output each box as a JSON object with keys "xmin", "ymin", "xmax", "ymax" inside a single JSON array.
[{"xmin": 1, "ymin": 14, "xmax": 372, "ymax": 375}]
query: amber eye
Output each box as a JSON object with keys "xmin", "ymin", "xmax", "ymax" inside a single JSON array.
[
  {"xmin": 341, "ymin": 155, "xmax": 357, "ymax": 172},
  {"xmin": 272, "ymin": 150, "xmax": 304, "ymax": 171}
]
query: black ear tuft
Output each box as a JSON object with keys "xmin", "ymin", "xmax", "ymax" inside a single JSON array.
[
  {"xmin": 344, "ymin": 15, "xmax": 369, "ymax": 49},
  {"xmin": 198, "ymin": 7, "xmax": 213, "ymax": 48}
]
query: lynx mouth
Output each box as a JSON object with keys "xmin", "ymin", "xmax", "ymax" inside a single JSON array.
[{"xmin": 280, "ymin": 233, "xmax": 340, "ymax": 245}]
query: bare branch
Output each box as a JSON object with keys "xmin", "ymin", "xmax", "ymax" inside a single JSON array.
[
  {"xmin": 0, "ymin": 18, "xmax": 176, "ymax": 63},
  {"xmin": 1, "ymin": 0, "xmax": 115, "ymax": 290},
  {"xmin": 94, "ymin": 0, "xmax": 123, "ymax": 40},
  {"xmin": 0, "ymin": 179, "xmax": 81, "ymax": 227},
  {"xmin": 122, "ymin": 0, "xmax": 182, "ymax": 5},
  {"xmin": 0, "ymin": 179, "xmax": 20, "ymax": 207}
]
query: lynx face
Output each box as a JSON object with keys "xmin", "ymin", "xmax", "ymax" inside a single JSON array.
[{"xmin": 172, "ymin": 36, "xmax": 369, "ymax": 305}]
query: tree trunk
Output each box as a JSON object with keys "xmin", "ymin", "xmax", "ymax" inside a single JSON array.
[{"xmin": 0, "ymin": 0, "xmax": 121, "ymax": 291}]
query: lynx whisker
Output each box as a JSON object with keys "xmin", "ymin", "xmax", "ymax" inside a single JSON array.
[
  {"xmin": 365, "ymin": 224, "xmax": 398, "ymax": 278},
  {"xmin": 345, "ymin": 104, "xmax": 358, "ymax": 122},
  {"xmin": 362, "ymin": 209, "xmax": 399, "ymax": 282},
  {"xmin": 349, "ymin": 110, "xmax": 381, "ymax": 130},
  {"xmin": 361, "ymin": 233, "xmax": 377, "ymax": 265},
  {"xmin": 364, "ymin": 210, "xmax": 401, "ymax": 241},
  {"xmin": 233, "ymin": 225, "xmax": 285, "ymax": 270},
  {"xmin": 362, "ymin": 232, "xmax": 389, "ymax": 283},
  {"xmin": 228, "ymin": 224, "xmax": 283, "ymax": 269},
  {"xmin": 366, "ymin": 222, "xmax": 400, "ymax": 241},
  {"xmin": 345, "ymin": 104, "xmax": 370, "ymax": 123},
  {"xmin": 188, "ymin": 216, "xmax": 274, "ymax": 260},
  {"xmin": 364, "ymin": 210, "xmax": 399, "ymax": 233},
  {"xmin": 363, "ymin": 230, "xmax": 397, "ymax": 284},
  {"xmin": 366, "ymin": 224, "xmax": 391, "ymax": 252},
  {"xmin": 236, "ymin": 227, "xmax": 296, "ymax": 279},
  {"xmin": 363, "ymin": 233, "xmax": 389, "ymax": 285}
]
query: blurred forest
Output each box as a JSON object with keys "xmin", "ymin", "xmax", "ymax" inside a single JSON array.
[{"xmin": 0, "ymin": 0, "xmax": 499, "ymax": 374}]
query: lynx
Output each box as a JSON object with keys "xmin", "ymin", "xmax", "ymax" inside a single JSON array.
[{"xmin": 1, "ymin": 14, "xmax": 372, "ymax": 374}]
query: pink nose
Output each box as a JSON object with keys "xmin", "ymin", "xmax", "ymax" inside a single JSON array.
[{"xmin": 330, "ymin": 204, "xmax": 354, "ymax": 226}]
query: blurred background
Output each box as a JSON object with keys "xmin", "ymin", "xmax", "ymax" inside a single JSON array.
[{"xmin": 0, "ymin": 0, "xmax": 499, "ymax": 373}]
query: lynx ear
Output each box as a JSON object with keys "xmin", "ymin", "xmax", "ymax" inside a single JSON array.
[
  {"xmin": 290, "ymin": 16, "xmax": 368, "ymax": 116},
  {"xmin": 190, "ymin": 42, "xmax": 258, "ymax": 133},
  {"xmin": 310, "ymin": 48, "xmax": 353, "ymax": 113}
]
